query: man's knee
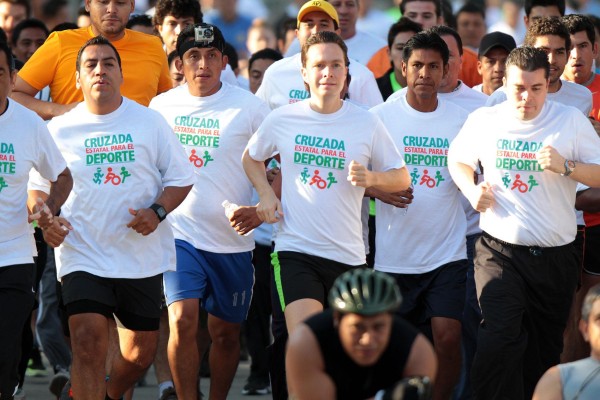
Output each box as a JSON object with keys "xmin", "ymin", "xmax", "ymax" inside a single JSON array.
[
  {"xmin": 432, "ymin": 318, "xmax": 462, "ymax": 353},
  {"xmin": 209, "ymin": 317, "xmax": 241, "ymax": 348},
  {"xmin": 121, "ymin": 332, "xmax": 158, "ymax": 369},
  {"xmin": 70, "ymin": 316, "xmax": 108, "ymax": 360},
  {"xmin": 169, "ymin": 301, "xmax": 199, "ymax": 338}
]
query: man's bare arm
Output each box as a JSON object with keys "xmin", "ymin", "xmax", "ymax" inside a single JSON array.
[
  {"xmin": 11, "ymin": 77, "xmax": 77, "ymax": 120},
  {"xmin": 348, "ymin": 161, "xmax": 410, "ymax": 193},
  {"xmin": 127, "ymin": 185, "xmax": 193, "ymax": 236},
  {"xmin": 575, "ymin": 188, "xmax": 600, "ymax": 213},
  {"xmin": 242, "ymin": 148, "xmax": 282, "ymax": 223},
  {"xmin": 532, "ymin": 366, "xmax": 562, "ymax": 400},
  {"xmin": 286, "ymin": 324, "xmax": 336, "ymax": 400}
]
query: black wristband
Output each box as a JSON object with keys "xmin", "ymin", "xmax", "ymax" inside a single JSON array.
[{"xmin": 149, "ymin": 203, "xmax": 168, "ymax": 222}]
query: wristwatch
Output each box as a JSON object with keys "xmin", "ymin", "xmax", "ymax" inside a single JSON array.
[
  {"xmin": 150, "ymin": 203, "xmax": 168, "ymax": 222},
  {"xmin": 561, "ymin": 159, "xmax": 576, "ymax": 177}
]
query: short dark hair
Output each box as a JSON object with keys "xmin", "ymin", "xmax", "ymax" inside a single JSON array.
[
  {"xmin": 428, "ymin": 25, "xmax": 463, "ymax": 56},
  {"xmin": 0, "ymin": 27, "xmax": 7, "ymax": 44},
  {"xmin": 127, "ymin": 14, "xmax": 153, "ymax": 29},
  {"xmin": 276, "ymin": 16, "xmax": 296, "ymax": 42},
  {"xmin": 387, "ymin": 17, "xmax": 423, "ymax": 49},
  {"xmin": 524, "ymin": 0, "xmax": 565, "ymax": 17},
  {"xmin": 524, "ymin": 16, "xmax": 571, "ymax": 50},
  {"xmin": 167, "ymin": 49, "xmax": 179, "ymax": 67},
  {"xmin": 456, "ymin": 2, "xmax": 485, "ymax": 21},
  {"xmin": 402, "ymin": 30, "xmax": 449, "ymax": 64},
  {"xmin": 506, "ymin": 46, "xmax": 550, "ymax": 79},
  {"xmin": 223, "ymin": 41, "xmax": 238, "ymax": 71},
  {"xmin": 51, "ymin": 22, "xmax": 77, "ymax": 33},
  {"xmin": 301, "ymin": 31, "xmax": 349, "ymax": 68},
  {"xmin": 248, "ymin": 48, "xmax": 282, "ymax": 71},
  {"xmin": 10, "ymin": 18, "xmax": 48, "ymax": 47},
  {"xmin": 76, "ymin": 36, "xmax": 122, "ymax": 71},
  {"xmin": 582, "ymin": 284, "xmax": 600, "ymax": 322},
  {"xmin": 78, "ymin": 6, "xmax": 90, "ymax": 17},
  {"xmin": 0, "ymin": 0, "xmax": 31, "ymax": 18},
  {"xmin": 153, "ymin": 0, "xmax": 203, "ymax": 27},
  {"xmin": 563, "ymin": 14, "xmax": 596, "ymax": 46},
  {"xmin": 440, "ymin": 0, "xmax": 456, "ymax": 29},
  {"xmin": 0, "ymin": 40, "xmax": 15, "ymax": 71},
  {"xmin": 400, "ymin": 0, "xmax": 441, "ymax": 18}
]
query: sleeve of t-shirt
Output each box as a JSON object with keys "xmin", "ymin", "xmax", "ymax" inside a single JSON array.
[
  {"xmin": 351, "ymin": 68, "xmax": 384, "ymax": 108},
  {"xmin": 485, "ymin": 88, "xmax": 507, "ymax": 107},
  {"xmin": 369, "ymin": 118, "xmax": 404, "ymax": 172},
  {"xmin": 247, "ymin": 114, "xmax": 277, "ymax": 162},
  {"xmin": 254, "ymin": 71, "xmax": 272, "ymax": 109},
  {"xmin": 153, "ymin": 113, "xmax": 195, "ymax": 188},
  {"xmin": 18, "ymin": 31, "xmax": 60, "ymax": 91},
  {"xmin": 573, "ymin": 111, "xmax": 600, "ymax": 165},
  {"xmin": 32, "ymin": 121, "xmax": 67, "ymax": 183},
  {"xmin": 250, "ymin": 99, "xmax": 271, "ymax": 133},
  {"xmin": 448, "ymin": 113, "xmax": 481, "ymax": 170}
]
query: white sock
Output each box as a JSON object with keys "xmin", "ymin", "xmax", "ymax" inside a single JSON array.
[{"xmin": 158, "ymin": 380, "xmax": 174, "ymax": 397}]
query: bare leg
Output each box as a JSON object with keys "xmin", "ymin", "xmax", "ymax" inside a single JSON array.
[
  {"xmin": 106, "ymin": 325, "xmax": 158, "ymax": 399},
  {"xmin": 431, "ymin": 317, "xmax": 462, "ymax": 400},
  {"xmin": 69, "ymin": 313, "xmax": 109, "ymax": 400},
  {"xmin": 168, "ymin": 299, "xmax": 200, "ymax": 400},
  {"xmin": 207, "ymin": 315, "xmax": 241, "ymax": 400},
  {"xmin": 283, "ymin": 298, "xmax": 323, "ymax": 335}
]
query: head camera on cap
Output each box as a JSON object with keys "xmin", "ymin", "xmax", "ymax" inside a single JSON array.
[{"xmin": 177, "ymin": 23, "xmax": 226, "ymax": 58}]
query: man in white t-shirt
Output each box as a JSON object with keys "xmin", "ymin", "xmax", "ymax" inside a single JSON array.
[
  {"xmin": 0, "ymin": 41, "xmax": 72, "ymax": 400},
  {"xmin": 486, "ymin": 17, "xmax": 592, "ymax": 115},
  {"xmin": 149, "ymin": 24, "xmax": 270, "ymax": 400},
  {"xmin": 256, "ymin": 0, "xmax": 383, "ymax": 110},
  {"xmin": 243, "ymin": 31, "xmax": 409, "ymax": 336},
  {"xmin": 42, "ymin": 37, "xmax": 194, "ymax": 400},
  {"xmin": 448, "ymin": 46, "xmax": 600, "ymax": 400},
  {"xmin": 371, "ymin": 31, "xmax": 469, "ymax": 400}
]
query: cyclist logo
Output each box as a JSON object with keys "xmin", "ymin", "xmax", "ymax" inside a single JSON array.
[
  {"xmin": 419, "ymin": 169, "xmax": 435, "ymax": 188},
  {"xmin": 309, "ymin": 170, "xmax": 327, "ymax": 189},
  {"xmin": 189, "ymin": 149, "xmax": 204, "ymax": 168},
  {"xmin": 300, "ymin": 168, "xmax": 337, "ymax": 190},
  {"xmin": 510, "ymin": 173, "xmax": 539, "ymax": 193},
  {"xmin": 104, "ymin": 167, "xmax": 121, "ymax": 185},
  {"xmin": 92, "ymin": 166, "xmax": 132, "ymax": 186}
]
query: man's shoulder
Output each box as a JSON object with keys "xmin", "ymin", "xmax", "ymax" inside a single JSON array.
[
  {"xmin": 266, "ymin": 55, "xmax": 298, "ymax": 74},
  {"xmin": 559, "ymin": 79, "xmax": 592, "ymax": 98},
  {"xmin": 5, "ymin": 99, "xmax": 46, "ymax": 128},
  {"xmin": 122, "ymin": 29, "xmax": 163, "ymax": 46},
  {"xmin": 348, "ymin": 58, "xmax": 375, "ymax": 78},
  {"xmin": 353, "ymin": 30, "xmax": 386, "ymax": 48}
]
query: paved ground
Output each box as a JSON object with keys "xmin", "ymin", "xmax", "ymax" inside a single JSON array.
[{"xmin": 22, "ymin": 359, "xmax": 262, "ymax": 400}]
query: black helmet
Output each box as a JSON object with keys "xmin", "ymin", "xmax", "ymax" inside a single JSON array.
[{"xmin": 328, "ymin": 269, "xmax": 402, "ymax": 316}]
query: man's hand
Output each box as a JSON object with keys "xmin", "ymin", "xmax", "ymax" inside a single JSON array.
[
  {"xmin": 256, "ymin": 190, "xmax": 283, "ymax": 224},
  {"xmin": 229, "ymin": 206, "xmax": 262, "ymax": 236},
  {"xmin": 127, "ymin": 208, "xmax": 160, "ymax": 236},
  {"xmin": 29, "ymin": 197, "xmax": 54, "ymax": 228},
  {"xmin": 347, "ymin": 160, "xmax": 373, "ymax": 188},
  {"xmin": 537, "ymin": 145, "xmax": 566, "ymax": 174},
  {"xmin": 42, "ymin": 217, "xmax": 73, "ymax": 248},
  {"xmin": 468, "ymin": 182, "xmax": 495, "ymax": 212},
  {"xmin": 367, "ymin": 187, "xmax": 413, "ymax": 208}
]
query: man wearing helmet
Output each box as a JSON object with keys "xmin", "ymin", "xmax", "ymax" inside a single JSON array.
[{"xmin": 286, "ymin": 269, "xmax": 437, "ymax": 400}]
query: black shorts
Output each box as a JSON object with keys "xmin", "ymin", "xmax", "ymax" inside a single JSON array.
[
  {"xmin": 584, "ymin": 225, "xmax": 600, "ymax": 275},
  {"xmin": 387, "ymin": 259, "xmax": 467, "ymax": 327},
  {"xmin": 271, "ymin": 251, "xmax": 365, "ymax": 312},
  {"xmin": 61, "ymin": 271, "xmax": 162, "ymax": 331}
]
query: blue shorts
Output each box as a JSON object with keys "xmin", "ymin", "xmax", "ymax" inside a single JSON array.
[{"xmin": 164, "ymin": 239, "xmax": 254, "ymax": 323}]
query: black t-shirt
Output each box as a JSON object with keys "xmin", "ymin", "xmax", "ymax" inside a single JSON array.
[{"xmin": 304, "ymin": 309, "xmax": 419, "ymax": 400}]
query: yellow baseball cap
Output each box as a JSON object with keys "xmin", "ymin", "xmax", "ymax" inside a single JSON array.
[{"xmin": 297, "ymin": 1, "xmax": 339, "ymax": 28}]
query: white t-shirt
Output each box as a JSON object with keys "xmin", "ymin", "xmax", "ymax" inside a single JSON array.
[
  {"xmin": 388, "ymin": 81, "xmax": 487, "ymax": 112},
  {"xmin": 387, "ymin": 82, "xmax": 487, "ymax": 237},
  {"xmin": 371, "ymin": 97, "xmax": 468, "ymax": 274},
  {"xmin": 0, "ymin": 100, "xmax": 66, "ymax": 268},
  {"xmin": 247, "ymin": 100, "xmax": 403, "ymax": 265},
  {"xmin": 486, "ymin": 80, "xmax": 592, "ymax": 115},
  {"xmin": 449, "ymin": 101, "xmax": 600, "ymax": 246},
  {"xmin": 256, "ymin": 53, "xmax": 383, "ymax": 110},
  {"xmin": 150, "ymin": 82, "xmax": 270, "ymax": 253},
  {"xmin": 48, "ymin": 98, "xmax": 194, "ymax": 279},
  {"xmin": 471, "ymin": 83, "xmax": 485, "ymax": 94},
  {"xmin": 486, "ymin": 80, "xmax": 593, "ymax": 226}
]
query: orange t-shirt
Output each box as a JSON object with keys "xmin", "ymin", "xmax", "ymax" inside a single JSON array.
[
  {"xmin": 19, "ymin": 27, "xmax": 171, "ymax": 107},
  {"xmin": 583, "ymin": 74, "xmax": 600, "ymax": 227},
  {"xmin": 587, "ymin": 73, "xmax": 600, "ymax": 121},
  {"xmin": 367, "ymin": 46, "xmax": 391, "ymax": 79},
  {"xmin": 459, "ymin": 47, "xmax": 482, "ymax": 88}
]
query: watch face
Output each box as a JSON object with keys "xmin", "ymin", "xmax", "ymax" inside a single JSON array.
[
  {"xmin": 157, "ymin": 207, "xmax": 167, "ymax": 218},
  {"xmin": 567, "ymin": 160, "xmax": 576, "ymax": 170}
]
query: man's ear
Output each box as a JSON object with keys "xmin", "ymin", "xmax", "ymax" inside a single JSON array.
[{"xmin": 75, "ymin": 71, "xmax": 81, "ymax": 90}]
